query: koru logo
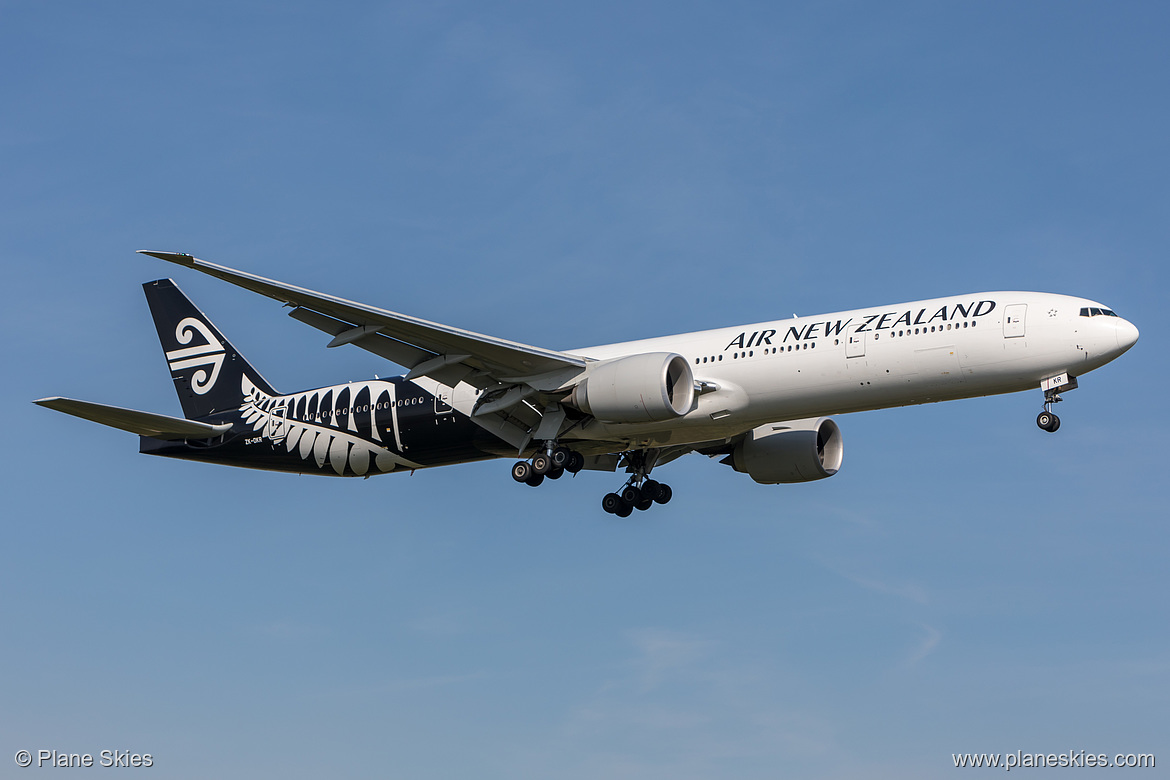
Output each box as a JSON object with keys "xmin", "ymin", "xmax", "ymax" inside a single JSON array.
[{"xmin": 165, "ymin": 317, "xmax": 225, "ymax": 394}]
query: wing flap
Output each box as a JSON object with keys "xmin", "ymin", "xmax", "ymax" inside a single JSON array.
[{"xmin": 34, "ymin": 397, "xmax": 232, "ymax": 440}]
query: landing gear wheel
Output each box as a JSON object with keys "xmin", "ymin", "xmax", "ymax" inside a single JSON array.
[
  {"xmin": 614, "ymin": 501, "xmax": 633, "ymax": 518},
  {"xmin": 634, "ymin": 496, "xmax": 654, "ymax": 511},
  {"xmin": 621, "ymin": 485, "xmax": 643, "ymax": 505},
  {"xmin": 653, "ymin": 484, "xmax": 672, "ymax": 504},
  {"xmin": 524, "ymin": 473, "xmax": 545, "ymax": 487},
  {"xmin": 602, "ymin": 493, "xmax": 623, "ymax": 514},
  {"xmin": 642, "ymin": 479, "xmax": 660, "ymax": 499},
  {"xmin": 511, "ymin": 461, "xmax": 533, "ymax": 483},
  {"xmin": 566, "ymin": 452, "xmax": 585, "ymax": 474},
  {"xmin": 1036, "ymin": 411, "xmax": 1060, "ymax": 432},
  {"xmin": 531, "ymin": 452, "xmax": 552, "ymax": 475},
  {"xmin": 546, "ymin": 466, "xmax": 564, "ymax": 480},
  {"xmin": 551, "ymin": 446, "xmax": 572, "ymax": 468}
]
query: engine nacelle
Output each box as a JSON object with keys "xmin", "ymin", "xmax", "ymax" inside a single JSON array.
[
  {"xmin": 727, "ymin": 418, "xmax": 843, "ymax": 484},
  {"xmin": 566, "ymin": 352, "xmax": 695, "ymax": 423}
]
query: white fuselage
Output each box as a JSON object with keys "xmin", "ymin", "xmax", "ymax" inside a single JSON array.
[{"xmin": 523, "ymin": 291, "xmax": 1138, "ymax": 448}]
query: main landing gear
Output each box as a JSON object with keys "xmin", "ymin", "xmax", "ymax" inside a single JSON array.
[
  {"xmin": 601, "ymin": 479, "xmax": 672, "ymax": 517},
  {"xmin": 511, "ymin": 445, "xmax": 585, "ymax": 487},
  {"xmin": 510, "ymin": 446, "xmax": 674, "ymax": 515},
  {"xmin": 600, "ymin": 449, "xmax": 672, "ymax": 517}
]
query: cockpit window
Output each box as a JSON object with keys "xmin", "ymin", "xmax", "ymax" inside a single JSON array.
[{"xmin": 1080, "ymin": 307, "xmax": 1121, "ymax": 317}]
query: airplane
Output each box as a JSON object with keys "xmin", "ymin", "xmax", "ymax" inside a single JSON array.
[{"xmin": 35, "ymin": 251, "xmax": 1139, "ymax": 516}]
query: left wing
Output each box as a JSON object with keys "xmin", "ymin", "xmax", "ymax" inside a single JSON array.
[{"xmin": 137, "ymin": 251, "xmax": 588, "ymax": 390}]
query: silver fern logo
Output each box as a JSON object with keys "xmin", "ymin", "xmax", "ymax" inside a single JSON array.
[
  {"xmin": 238, "ymin": 375, "xmax": 422, "ymax": 476},
  {"xmin": 165, "ymin": 317, "xmax": 225, "ymax": 394}
]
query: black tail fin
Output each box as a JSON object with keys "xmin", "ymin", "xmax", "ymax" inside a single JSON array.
[{"xmin": 144, "ymin": 279, "xmax": 279, "ymax": 419}]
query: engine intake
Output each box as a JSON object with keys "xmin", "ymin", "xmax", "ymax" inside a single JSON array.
[
  {"xmin": 726, "ymin": 417, "xmax": 843, "ymax": 484},
  {"xmin": 567, "ymin": 352, "xmax": 695, "ymax": 423}
]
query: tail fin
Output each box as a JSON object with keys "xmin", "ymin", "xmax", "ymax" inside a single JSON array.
[{"xmin": 144, "ymin": 279, "xmax": 278, "ymax": 419}]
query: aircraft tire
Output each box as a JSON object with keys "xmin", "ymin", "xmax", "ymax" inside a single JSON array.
[
  {"xmin": 635, "ymin": 497, "xmax": 654, "ymax": 511},
  {"xmin": 525, "ymin": 473, "xmax": 545, "ymax": 487},
  {"xmin": 1037, "ymin": 411, "xmax": 1060, "ymax": 432},
  {"xmin": 551, "ymin": 446, "xmax": 572, "ymax": 468},
  {"xmin": 532, "ymin": 453, "xmax": 552, "ymax": 475},
  {"xmin": 654, "ymin": 484, "xmax": 672, "ymax": 504},
  {"xmin": 512, "ymin": 461, "xmax": 533, "ymax": 483},
  {"xmin": 602, "ymin": 493, "xmax": 623, "ymax": 514},
  {"xmin": 614, "ymin": 502, "xmax": 633, "ymax": 518},
  {"xmin": 546, "ymin": 466, "xmax": 564, "ymax": 480},
  {"xmin": 566, "ymin": 452, "xmax": 585, "ymax": 474},
  {"xmin": 621, "ymin": 485, "xmax": 643, "ymax": 505}
]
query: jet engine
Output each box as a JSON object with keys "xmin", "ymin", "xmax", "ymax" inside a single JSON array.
[
  {"xmin": 725, "ymin": 418, "xmax": 843, "ymax": 484},
  {"xmin": 566, "ymin": 352, "xmax": 695, "ymax": 423}
]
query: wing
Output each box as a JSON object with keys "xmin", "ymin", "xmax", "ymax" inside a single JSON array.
[
  {"xmin": 138, "ymin": 250, "xmax": 592, "ymax": 452},
  {"xmin": 34, "ymin": 397, "xmax": 233, "ymax": 440},
  {"xmin": 137, "ymin": 251, "xmax": 588, "ymax": 390}
]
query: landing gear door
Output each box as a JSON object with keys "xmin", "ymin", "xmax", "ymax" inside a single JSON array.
[
  {"xmin": 1004, "ymin": 304, "xmax": 1027, "ymax": 338},
  {"xmin": 845, "ymin": 325, "xmax": 866, "ymax": 358}
]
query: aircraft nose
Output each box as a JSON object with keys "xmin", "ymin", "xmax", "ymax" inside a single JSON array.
[{"xmin": 1116, "ymin": 318, "xmax": 1139, "ymax": 353}]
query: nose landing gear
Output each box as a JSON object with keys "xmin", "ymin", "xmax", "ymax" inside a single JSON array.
[
  {"xmin": 1037, "ymin": 409, "xmax": 1060, "ymax": 433},
  {"xmin": 1036, "ymin": 373, "xmax": 1077, "ymax": 433}
]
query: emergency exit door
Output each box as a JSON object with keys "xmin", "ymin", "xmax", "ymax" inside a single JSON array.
[{"xmin": 845, "ymin": 325, "xmax": 866, "ymax": 358}]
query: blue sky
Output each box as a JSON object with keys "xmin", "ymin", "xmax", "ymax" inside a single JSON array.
[{"xmin": 2, "ymin": 2, "xmax": 1166, "ymax": 777}]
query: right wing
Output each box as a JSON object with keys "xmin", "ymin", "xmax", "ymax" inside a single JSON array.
[{"xmin": 34, "ymin": 397, "xmax": 233, "ymax": 440}]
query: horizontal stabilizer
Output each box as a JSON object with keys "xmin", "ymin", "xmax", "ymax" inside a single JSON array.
[{"xmin": 33, "ymin": 397, "xmax": 232, "ymax": 440}]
